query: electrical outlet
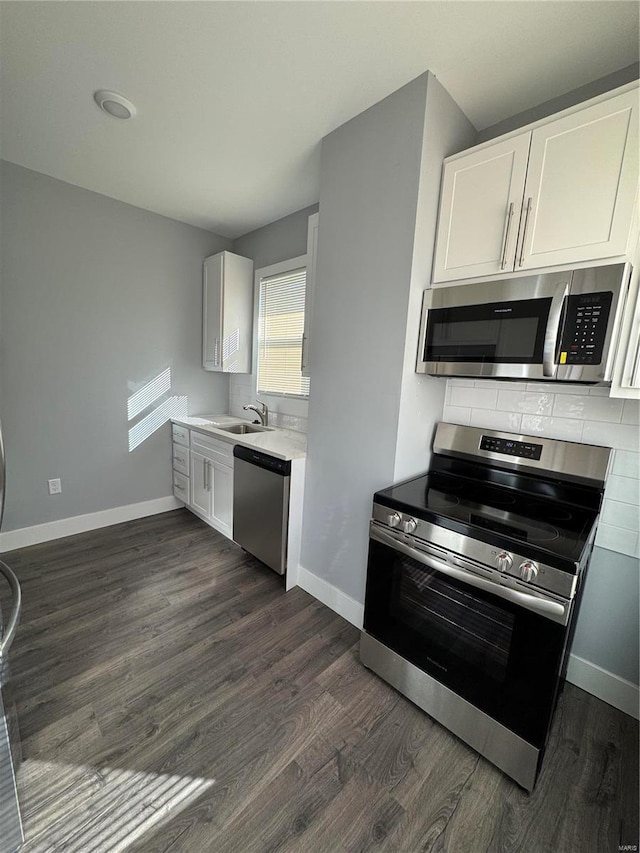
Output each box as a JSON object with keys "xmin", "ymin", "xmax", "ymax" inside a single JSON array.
[{"xmin": 48, "ymin": 478, "xmax": 62, "ymax": 495}]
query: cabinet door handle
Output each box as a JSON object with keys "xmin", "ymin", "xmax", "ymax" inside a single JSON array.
[
  {"xmin": 203, "ymin": 459, "xmax": 209, "ymax": 490},
  {"xmin": 207, "ymin": 461, "xmax": 213, "ymax": 492},
  {"xmin": 500, "ymin": 202, "xmax": 515, "ymax": 270},
  {"xmin": 517, "ymin": 197, "xmax": 533, "ymax": 267}
]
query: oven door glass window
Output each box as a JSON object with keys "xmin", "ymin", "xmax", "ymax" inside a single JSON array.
[
  {"xmin": 424, "ymin": 297, "xmax": 552, "ymax": 363},
  {"xmin": 363, "ymin": 537, "xmax": 567, "ymax": 748}
]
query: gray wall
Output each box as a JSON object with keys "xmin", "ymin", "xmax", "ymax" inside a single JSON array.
[
  {"xmin": 572, "ymin": 547, "xmax": 639, "ymax": 684},
  {"xmin": 233, "ymin": 204, "xmax": 318, "ymax": 270},
  {"xmin": 300, "ymin": 73, "xmax": 473, "ymax": 603},
  {"xmin": 0, "ymin": 161, "xmax": 231, "ymax": 531},
  {"xmin": 393, "ymin": 75, "xmax": 476, "ymax": 480},
  {"xmin": 478, "ymin": 62, "xmax": 639, "ymax": 143}
]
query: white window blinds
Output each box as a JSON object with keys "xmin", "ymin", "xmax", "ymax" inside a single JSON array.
[{"xmin": 257, "ymin": 266, "xmax": 310, "ymax": 398}]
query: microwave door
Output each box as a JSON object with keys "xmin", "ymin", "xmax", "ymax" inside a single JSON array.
[
  {"xmin": 417, "ymin": 264, "xmax": 628, "ymax": 384},
  {"xmin": 417, "ymin": 290, "xmax": 555, "ymax": 381}
]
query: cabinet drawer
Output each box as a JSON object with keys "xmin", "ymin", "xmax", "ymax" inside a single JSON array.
[
  {"xmin": 172, "ymin": 443, "xmax": 190, "ymax": 475},
  {"xmin": 191, "ymin": 430, "xmax": 234, "ymax": 465},
  {"xmin": 172, "ymin": 424, "xmax": 190, "ymax": 447},
  {"xmin": 173, "ymin": 471, "xmax": 190, "ymax": 502}
]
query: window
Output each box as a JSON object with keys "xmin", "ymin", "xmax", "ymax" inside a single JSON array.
[{"xmin": 257, "ymin": 263, "xmax": 310, "ymax": 398}]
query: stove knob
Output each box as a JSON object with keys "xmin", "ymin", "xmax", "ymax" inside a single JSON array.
[
  {"xmin": 386, "ymin": 511, "xmax": 401, "ymax": 528},
  {"xmin": 401, "ymin": 517, "xmax": 417, "ymax": 534},
  {"xmin": 520, "ymin": 561, "xmax": 539, "ymax": 583},
  {"xmin": 495, "ymin": 551, "xmax": 513, "ymax": 572}
]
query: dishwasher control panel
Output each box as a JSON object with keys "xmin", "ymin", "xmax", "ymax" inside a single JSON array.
[{"xmin": 233, "ymin": 444, "xmax": 291, "ymax": 475}]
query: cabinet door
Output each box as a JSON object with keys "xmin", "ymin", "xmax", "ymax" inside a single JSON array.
[
  {"xmin": 172, "ymin": 443, "xmax": 189, "ymax": 476},
  {"xmin": 301, "ymin": 212, "xmax": 319, "ymax": 376},
  {"xmin": 203, "ymin": 254, "xmax": 223, "ymax": 370},
  {"xmin": 173, "ymin": 471, "xmax": 190, "ymax": 504},
  {"xmin": 519, "ymin": 90, "xmax": 638, "ymax": 270},
  {"xmin": 220, "ymin": 253, "xmax": 253, "ymax": 373},
  {"xmin": 210, "ymin": 460, "xmax": 233, "ymax": 538},
  {"xmin": 432, "ymin": 133, "xmax": 530, "ymax": 282},
  {"xmin": 190, "ymin": 450, "xmax": 212, "ymax": 518}
]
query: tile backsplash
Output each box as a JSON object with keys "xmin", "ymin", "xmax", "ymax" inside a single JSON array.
[
  {"xmin": 443, "ymin": 379, "xmax": 640, "ymax": 559},
  {"xmin": 229, "ymin": 374, "xmax": 309, "ymax": 433}
]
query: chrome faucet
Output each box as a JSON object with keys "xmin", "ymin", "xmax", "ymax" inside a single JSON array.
[{"xmin": 243, "ymin": 399, "xmax": 269, "ymax": 426}]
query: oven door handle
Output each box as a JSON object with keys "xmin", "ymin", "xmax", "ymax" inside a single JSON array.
[{"xmin": 370, "ymin": 525, "xmax": 569, "ymax": 625}]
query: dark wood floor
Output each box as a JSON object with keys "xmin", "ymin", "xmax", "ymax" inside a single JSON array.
[{"xmin": 2, "ymin": 509, "xmax": 638, "ymax": 852}]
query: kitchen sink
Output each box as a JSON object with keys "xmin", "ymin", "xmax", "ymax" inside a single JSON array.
[{"xmin": 218, "ymin": 423, "xmax": 273, "ymax": 434}]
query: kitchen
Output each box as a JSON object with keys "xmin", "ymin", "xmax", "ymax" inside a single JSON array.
[{"xmin": 0, "ymin": 2, "xmax": 639, "ymax": 851}]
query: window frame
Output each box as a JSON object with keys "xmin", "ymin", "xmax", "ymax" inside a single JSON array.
[{"xmin": 252, "ymin": 254, "xmax": 309, "ymax": 401}]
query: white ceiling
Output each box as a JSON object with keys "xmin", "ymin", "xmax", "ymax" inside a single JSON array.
[{"xmin": 1, "ymin": 1, "xmax": 638, "ymax": 238}]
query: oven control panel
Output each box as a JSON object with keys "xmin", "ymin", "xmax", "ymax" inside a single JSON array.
[
  {"xmin": 480, "ymin": 436, "xmax": 542, "ymax": 460},
  {"xmin": 371, "ymin": 502, "xmax": 578, "ymax": 601}
]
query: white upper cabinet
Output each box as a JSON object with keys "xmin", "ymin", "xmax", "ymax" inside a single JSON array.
[
  {"xmin": 519, "ymin": 90, "xmax": 638, "ymax": 270},
  {"xmin": 432, "ymin": 86, "xmax": 639, "ymax": 284},
  {"xmin": 432, "ymin": 134, "xmax": 530, "ymax": 282},
  {"xmin": 203, "ymin": 251, "xmax": 253, "ymax": 373}
]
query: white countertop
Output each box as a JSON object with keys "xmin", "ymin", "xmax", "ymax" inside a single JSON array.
[{"xmin": 171, "ymin": 415, "xmax": 307, "ymax": 461}]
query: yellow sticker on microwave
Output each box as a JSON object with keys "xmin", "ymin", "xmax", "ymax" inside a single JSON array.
[{"xmin": 560, "ymin": 352, "xmax": 567, "ymax": 364}]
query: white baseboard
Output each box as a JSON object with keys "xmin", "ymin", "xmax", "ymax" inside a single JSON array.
[
  {"xmin": 294, "ymin": 566, "xmax": 639, "ymax": 720},
  {"xmin": 566, "ymin": 654, "xmax": 639, "ymax": 719},
  {"xmin": 296, "ymin": 565, "xmax": 364, "ymax": 629},
  {"xmin": 0, "ymin": 496, "xmax": 182, "ymax": 553}
]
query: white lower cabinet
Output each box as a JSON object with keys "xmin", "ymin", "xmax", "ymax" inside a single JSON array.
[
  {"xmin": 170, "ymin": 422, "xmax": 306, "ymax": 585},
  {"xmin": 184, "ymin": 433, "xmax": 234, "ymax": 539}
]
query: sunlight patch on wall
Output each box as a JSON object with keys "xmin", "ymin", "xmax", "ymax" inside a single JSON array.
[
  {"xmin": 127, "ymin": 368, "xmax": 172, "ymax": 421},
  {"xmin": 127, "ymin": 368, "xmax": 188, "ymax": 452},
  {"xmin": 18, "ymin": 758, "xmax": 215, "ymax": 852},
  {"xmin": 128, "ymin": 396, "xmax": 187, "ymax": 452}
]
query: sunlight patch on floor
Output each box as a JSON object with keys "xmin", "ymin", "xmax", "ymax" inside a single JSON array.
[{"xmin": 17, "ymin": 758, "xmax": 214, "ymax": 852}]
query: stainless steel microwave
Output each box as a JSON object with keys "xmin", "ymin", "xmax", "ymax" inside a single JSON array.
[{"xmin": 416, "ymin": 263, "xmax": 631, "ymax": 383}]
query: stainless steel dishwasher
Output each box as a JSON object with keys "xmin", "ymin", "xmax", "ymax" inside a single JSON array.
[{"xmin": 233, "ymin": 445, "xmax": 291, "ymax": 575}]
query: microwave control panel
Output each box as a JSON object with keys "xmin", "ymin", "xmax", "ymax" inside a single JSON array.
[{"xmin": 558, "ymin": 291, "xmax": 612, "ymax": 365}]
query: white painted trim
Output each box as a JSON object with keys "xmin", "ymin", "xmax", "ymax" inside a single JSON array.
[
  {"xmin": 294, "ymin": 567, "xmax": 639, "ymax": 720},
  {"xmin": 296, "ymin": 565, "xmax": 364, "ymax": 629},
  {"xmin": 0, "ymin": 496, "xmax": 181, "ymax": 553},
  {"xmin": 566, "ymin": 654, "xmax": 639, "ymax": 719}
]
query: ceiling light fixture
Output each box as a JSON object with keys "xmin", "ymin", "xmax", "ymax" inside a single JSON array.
[{"xmin": 93, "ymin": 90, "xmax": 137, "ymax": 120}]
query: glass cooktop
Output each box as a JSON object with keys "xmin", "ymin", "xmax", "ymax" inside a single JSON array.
[{"xmin": 375, "ymin": 470, "xmax": 598, "ymax": 568}]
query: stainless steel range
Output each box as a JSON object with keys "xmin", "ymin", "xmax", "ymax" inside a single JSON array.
[{"xmin": 361, "ymin": 422, "xmax": 611, "ymax": 791}]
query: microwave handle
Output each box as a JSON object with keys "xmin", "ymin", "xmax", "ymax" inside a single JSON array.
[{"xmin": 543, "ymin": 282, "xmax": 570, "ymax": 378}]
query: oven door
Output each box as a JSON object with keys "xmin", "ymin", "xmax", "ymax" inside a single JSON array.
[{"xmin": 363, "ymin": 528, "xmax": 570, "ymax": 749}]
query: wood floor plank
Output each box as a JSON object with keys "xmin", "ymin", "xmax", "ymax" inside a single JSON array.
[{"xmin": 3, "ymin": 508, "xmax": 636, "ymax": 853}]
